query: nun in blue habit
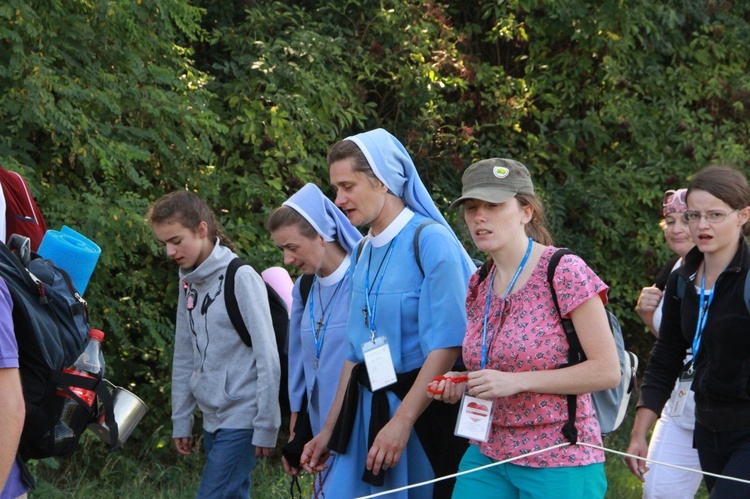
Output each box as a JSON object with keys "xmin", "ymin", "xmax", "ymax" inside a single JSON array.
[
  {"xmin": 301, "ymin": 129, "xmax": 474, "ymax": 498},
  {"xmin": 267, "ymin": 183, "xmax": 362, "ymax": 490}
]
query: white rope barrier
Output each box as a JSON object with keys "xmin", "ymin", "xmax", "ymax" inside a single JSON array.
[
  {"xmin": 355, "ymin": 443, "xmax": 569, "ymax": 499},
  {"xmin": 355, "ymin": 440, "xmax": 750, "ymax": 499},
  {"xmin": 578, "ymin": 441, "xmax": 750, "ymax": 486}
]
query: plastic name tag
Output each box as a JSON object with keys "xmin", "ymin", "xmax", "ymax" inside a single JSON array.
[
  {"xmin": 362, "ymin": 337, "xmax": 397, "ymax": 391},
  {"xmin": 455, "ymin": 393, "xmax": 493, "ymax": 442},
  {"xmin": 671, "ymin": 365, "xmax": 695, "ymax": 417}
]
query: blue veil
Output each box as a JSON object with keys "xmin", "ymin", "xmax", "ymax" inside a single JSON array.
[
  {"xmin": 345, "ymin": 129, "xmax": 474, "ymax": 267},
  {"xmin": 283, "ymin": 183, "xmax": 362, "ymax": 255}
]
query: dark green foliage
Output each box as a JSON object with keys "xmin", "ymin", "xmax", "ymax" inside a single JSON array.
[
  {"xmin": 1, "ymin": 0, "xmax": 749, "ymax": 491},
  {"xmin": 0, "ymin": 0, "xmax": 224, "ymax": 466}
]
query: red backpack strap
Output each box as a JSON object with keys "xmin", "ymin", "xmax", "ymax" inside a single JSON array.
[{"xmin": 0, "ymin": 168, "xmax": 47, "ymax": 251}]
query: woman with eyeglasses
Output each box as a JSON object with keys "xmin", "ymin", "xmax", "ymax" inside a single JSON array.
[
  {"xmin": 631, "ymin": 188, "xmax": 702, "ymax": 499},
  {"xmin": 625, "ymin": 166, "xmax": 750, "ymax": 496}
]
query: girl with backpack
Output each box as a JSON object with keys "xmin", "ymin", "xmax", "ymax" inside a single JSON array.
[
  {"xmin": 626, "ymin": 166, "xmax": 750, "ymax": 496},
  {"xmin": 300, "ymin": 129, "xmax": 475, "ymax": 498},
  {"xmin": 266, "ymin": 183, "xmax": 362, "ymax": 491},
  {"xmin": 427, "ymin": 158, "xmax": 620, "ymax": 498},
  {"xmin": 148, "ymin": 191, "xmax": 280, "ymax": 499}
]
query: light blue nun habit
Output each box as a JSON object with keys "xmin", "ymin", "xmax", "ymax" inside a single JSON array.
[
  {"xmin": 320, "ymin": 129, "xmax": 473, "ymax": 498},
  {"xmin": 345, "ymin": 128, "xmax": 475, "ymax": 268},
  {"xmin": 282, "ymin": 183, "xmax": 362, "ymax": 254},
  {"xmin": 282, "ymin": 183, "xmax": 361, "ymax": 442}
]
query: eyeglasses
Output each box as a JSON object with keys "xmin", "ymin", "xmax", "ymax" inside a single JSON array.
[
  {"xmin": 684, "ymin": 210, "xmax": 738, "ymax": 224},
  {"xmin": 663, "ymin": 189, "xmax": 687, "ymax": 206}
]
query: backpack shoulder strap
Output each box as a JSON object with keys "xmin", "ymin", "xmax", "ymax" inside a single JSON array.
[
  {"xmin": 224, "ymin": 258, "xmax": 253, "ymax": 348},
  {"xmin": 547, "ymin": 248, "xmax": 582, "ymax": 445},
  {"xmin": 299, "ymin": 273, "xmax": 315, "ymax": 307},
  {"xmin": 355, "ymin": 236, "xmax": 370, "ymax": 263},
  {"xmin": 413, "ymin": 220, "xmax": 439, "ymax": 277},
  {"xmin": 674, "ymin": 271, "xmax": 689, "ymax": 320},
  {"xmin": 547, "ymin": 248, "xmax": 575, "ymax": 314},
  {"xmin": 356, "ymin": 220, "xmax": 438, "ymax": 277},
  {"xmin": 744, "ymin": 268, "xmax": 750, "ymax": 316},
  {"xmin": 676, "ymin": 273, "xmax": 686, "ymax": 300},
  {"xmin": 476, "ymin": 260, "xmax": 493, "ymax": 285}
]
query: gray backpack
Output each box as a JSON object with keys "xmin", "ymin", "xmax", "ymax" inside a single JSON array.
[{"xmin": 547, "ymin": 249, "xmax": 638, "ymax": 442}]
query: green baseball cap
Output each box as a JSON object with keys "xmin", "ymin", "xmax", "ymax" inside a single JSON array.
[{"xmin": 450, "ymin": 158, "xmax": 534, "ymax": 209}]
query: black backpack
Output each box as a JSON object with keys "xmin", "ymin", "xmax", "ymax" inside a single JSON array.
[
  {"xmin": 477, "ymin": 248, "xmax": 638, "ymax": 443},
  {"xmin": 224, "ymin": 258, "xmax": 293, "ymax": 418},
  {"xmin": 0, "ymin": 236, "xmax": 116, "ymax": 461}
]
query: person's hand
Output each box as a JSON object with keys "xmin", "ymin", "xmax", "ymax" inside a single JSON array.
[
  {"xmin": 466, "ymin": 369, "xmax": 521, "ymax": 399},
  {"xmin": 255, "ymin": 446, "xmax": 273, "ymax": 458},
  {"xmin": 174, "ymin": 436, "xmax": 193, "ymax": 455},
  {"xmin": 281, "ymin": 425, "xmax": 300, "ymax": 476},
  {"xmin": 427, "ymin": 371, "xmax": 468, "ymax": 404},
  {"xmin": 366, "ymin": 416, "xmax": 411, "ymax": 476},
  {"xmin": 636, "ymin": 286, "xmax": 663, "ymax": 317},
  {"xmin": 301, "ymin": 429, "xmax": 332, "ymax": 474},
  {"xmin": 624, "ymin": 435, "xmax": 650, "ymax": 482},
  {"xmin": 281, "ymin": 455, "xmax": 301, "ymax": 476}
]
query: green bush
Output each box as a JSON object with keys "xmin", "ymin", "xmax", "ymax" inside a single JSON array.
[{"xmin": 1, "ymin": 0, "xmax": 748, "ymax": 492}]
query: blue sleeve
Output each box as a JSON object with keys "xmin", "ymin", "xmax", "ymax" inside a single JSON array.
[
  {"xmin": 288, "ymin": 278, "xmax": 306, "ymax": 413},
  {"xmin": 346, "ymin": 241, "xmax": 364, "ymax": 362},
  {"xmin": 416, "ymin": 224, "xmax": 473, "ymax": 354}
]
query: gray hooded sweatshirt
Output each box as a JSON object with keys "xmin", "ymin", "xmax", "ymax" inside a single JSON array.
[{"xmin": 171, "ymin": 241, "xmax": 280, "ymax": 448}]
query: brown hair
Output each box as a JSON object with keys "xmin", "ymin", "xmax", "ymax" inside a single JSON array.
[
  {"xmin": 147, "ymin": 190, "xmax": 236, "ymax": 252},
  {"xmin": 265, "ymin": 205, "xmax": 318, "ymax": 240},
  {"xmin": 516, "ymin": 193, "xmax": 554, "ymax": 246},
  {"xmin": 688, "ymin": 165, "xmax": 750, "ymax": 235},
  {"xmin": 327, "ymin": 140, "xmax": 379, "ymax": 182}
]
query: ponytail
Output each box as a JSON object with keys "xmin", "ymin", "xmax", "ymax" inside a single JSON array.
[{"xmin": 147, "ymin": 190, "xmax": 236, "ymax": 251}]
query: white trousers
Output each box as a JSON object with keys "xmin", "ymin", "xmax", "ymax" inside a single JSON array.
[{"xmin": 643, "ymin": 413, "xmax": 703, "ymax": 499}]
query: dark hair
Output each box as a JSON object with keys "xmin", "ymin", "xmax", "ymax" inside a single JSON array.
[
  {"xmin": 327, "ymin": 140, "xmax": 379, "ymax": 182},
  {"xmin": 147, "ymin": 190, "xmax": 236, "ymax": 252},
  {"xmin": 516, "ymin": 193, "xmax": 554, "ymax": 246},
  {"xmin": 265, "ymin": 205, "xmax": 318, "ymax": 239},
  {"xmin": 688, "ymin": 165, "xmax": 750, "ymax": 235}
]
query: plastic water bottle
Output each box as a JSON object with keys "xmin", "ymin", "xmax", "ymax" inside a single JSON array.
[
  {"xmin": 54, "ymin": 329, "xmax": 105, "ymax": 451},
  {"xmin": 62, "ymin": 328, "xmax": 105, "ymax": 406}
]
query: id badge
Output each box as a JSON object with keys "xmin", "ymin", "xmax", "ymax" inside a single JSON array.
[
  {"xmin": 454, "ymin": 392, "xmax": 493, "ymax": 442},
  {"xmin": 671, "ymin": 364, "xmax": 695, "ymax": 417},
  {"xmin": 362, "ymin": 337, "xmax": 397, "ymax": 391}
]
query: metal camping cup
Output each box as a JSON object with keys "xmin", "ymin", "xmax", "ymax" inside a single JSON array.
[{"xmin": 88, "ymin": 380, "xmax": 148, "ymax": 448}]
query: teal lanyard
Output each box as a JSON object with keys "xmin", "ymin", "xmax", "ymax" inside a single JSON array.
[
  {"xmin": 481, "ymin": 237, "xmax": 533, "ymax": 369},
  {"xmin": 364, "ymin": 234, "xmax": 399, "ymax": 340},
  {"xmin": 691, "ymin": 267, "xmax": 715, "ymax": 364},
  {"xmin": 308, "ymin": 269, "xmax": 348, "ymax": 369}
]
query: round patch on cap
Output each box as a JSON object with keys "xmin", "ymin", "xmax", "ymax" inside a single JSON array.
[{"xmin": 493, "ymin": 166, "xmax": 510, "ymax": 179}]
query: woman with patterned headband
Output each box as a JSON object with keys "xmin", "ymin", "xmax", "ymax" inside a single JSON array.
[
  {"xmin": 627, "ymin": 166, "xmax": 750, "ymax": 496},
  {"xmin": 631, "ymin": 188, "xmax": 702, "ymax": 499}
]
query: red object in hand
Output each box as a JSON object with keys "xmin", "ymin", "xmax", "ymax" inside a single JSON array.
[{"xmin": 427, "ymin": 374, "xmax": 469, "ymax": 394}]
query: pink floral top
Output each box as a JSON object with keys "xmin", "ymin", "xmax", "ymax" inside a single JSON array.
[{"xmin": 462, "ymin": 246, "xmax": 609, "ymax": 468}]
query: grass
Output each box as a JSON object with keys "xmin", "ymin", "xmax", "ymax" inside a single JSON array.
[
  {"xmin": 28, "ymin": 403, "xmax": 709, "ymax": 498},
  {"xmin": 602, "ymin": 397, "xmax": 708, "ymax": 499}
]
